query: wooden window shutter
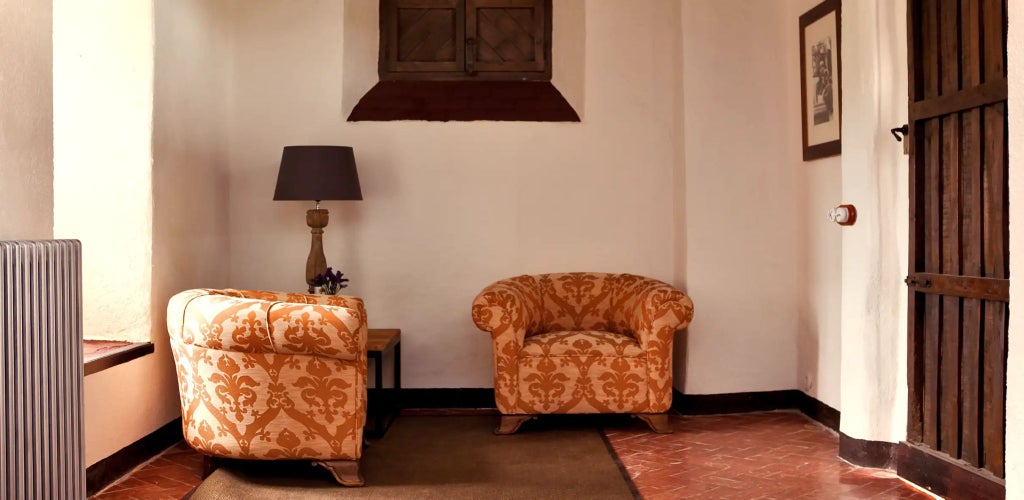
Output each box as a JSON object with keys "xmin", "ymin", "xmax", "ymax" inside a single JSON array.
[
  {"xmin": 357, "ymin": 0, "xmax": 577, "ymax": 122},
  {"xmin": 381, "ymin": 0, "xmax": 466, "ymax": 74},
  {"xmin": 379, "ymin": 0, "xmax": 551, "ymax": 80},
  {"xmin": 466, "ymin": 0, "xmax": 549, "ymax": 76}
]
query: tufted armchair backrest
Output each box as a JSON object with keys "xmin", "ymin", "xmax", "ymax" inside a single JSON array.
[
  {"xmin": 217, "ymin": 289, "xmax": 367, "ymax": 323},
  {"xmin": 168, "ymin": 288, "xmax": 367, "ymax": 361}
]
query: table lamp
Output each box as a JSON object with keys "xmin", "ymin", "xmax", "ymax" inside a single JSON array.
[{"xmin": 273, "ymin": 146, "xmax": 362, "ymax": 292}]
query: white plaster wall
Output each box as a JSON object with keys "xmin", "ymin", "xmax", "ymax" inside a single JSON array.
[
  {"xmin": 671, "ymin": 0, "xmax": 843, "ymax": 404},
  {"xmin": 81, "ymin": 0, "xmax": 234, "ymax": 465},
  {"xmin": 225, "ymin": 0, "xmax": 679, "ymax": 388},
  {"xmin": 54, "ymin": 0, "xmax": 156, "ymax": 464},
  {"xmin": 53, "ymin": 0, "xmax": 154, "ymax": 343},
  {"xmin": 788, "ymin": 0, "xmax": 843, "ymax": 409},
  {"xmin": 0, "ymin": 0, "xmax": 53, "ymax": 240},
  {"xmin": 678, "ymin": 0, "xmax": 802, "ymax": 395},
  {"xmin": 1004, "ymin": 0, "xmax": 1022, "ymax": 494},
  {"xmin": 838, "ymin": 0, "xmax": 909, "ymax": 443}
]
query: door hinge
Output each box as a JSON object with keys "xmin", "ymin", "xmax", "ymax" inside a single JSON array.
[{"xmin": 905, "ymin": 275, "xmax": 933, "ymax": 288}]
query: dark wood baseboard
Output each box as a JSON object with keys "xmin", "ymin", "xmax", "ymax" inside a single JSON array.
[
  {"xmin": 398, "ymin": 388, "xmax": 843, "ymax": 430},
  {"xmin": 401, "ymin": 408, "xmax": 501, "ymax": 416},
  {"xmin": 839, "ymin": 433, "xmax": 896, "ymax": 469},
  {"xmin": 671, "ymin": 389, "xmax": 799, "ymax": 415},
  {"xmin": 897, "ymin": 441, "xmax": 1005, "ymax": 499},
  {"xmin": 397, "ymin": 388, "xmax": 496, "ymax": 410},
  {"xmin": 671, "ymin": 389, "xmax": 840, "ymax": 431},
  {"xmin": 794, "ymin": 391, "xmax": 840, "ymax": 431},
  {"xmin": 86, "ymin": 418, "xmax": 184, "ymax": 496}
]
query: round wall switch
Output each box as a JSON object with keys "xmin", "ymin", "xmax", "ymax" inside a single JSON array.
[{"xmin": 827, "ymin": 204, "xmax": 857, "ymax": 226}]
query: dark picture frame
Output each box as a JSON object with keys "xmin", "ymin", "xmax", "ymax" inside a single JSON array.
[{"xmin": 799, "ymin": 0, "xmax": 842, "ymax": 161}]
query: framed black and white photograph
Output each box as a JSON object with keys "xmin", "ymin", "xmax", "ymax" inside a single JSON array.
[{"xmin": 799, "ymin": 0, "xmax": 841, "ymax": 161}]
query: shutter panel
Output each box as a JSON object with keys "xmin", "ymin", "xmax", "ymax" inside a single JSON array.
[
  {"xmin": 382, "ymin": 0, "xmax": 465, "ymax": 74},
  {"xmin": 466, "ymin": 0, "xmax": 549, "ymax": 75}
]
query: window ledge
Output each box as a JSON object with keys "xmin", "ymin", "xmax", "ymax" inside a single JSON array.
[
  {"xmin": 348, "ymin": 81, "xmax": 580, "ymax": 122},
  {"xmin": 84, "ymin": 340, "xmax": 154, "ymax": 376}
]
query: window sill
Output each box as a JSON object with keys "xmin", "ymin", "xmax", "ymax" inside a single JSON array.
[
  {"xmin": 84, "ymin": 340, "xmax": 154, "ymax": 376},
  {"xmin": 348, "ymin": 81, "xmax": 580, "ymax": 122}
]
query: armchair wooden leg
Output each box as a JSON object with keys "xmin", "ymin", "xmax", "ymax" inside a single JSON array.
[
  {"xmin": 314, "ymin": 459, "xmax": 364, "ymax": 487},
  {"xmin": 201, "ymin": 455, "xmax": 219, "ymax": 479},
  {"xmin": 635, "ymin": 413, "xmax": 674, "ymax": 434},
  {"xmin": 495, "ymin": 414, "xmax": 535, "ymax": 435}
]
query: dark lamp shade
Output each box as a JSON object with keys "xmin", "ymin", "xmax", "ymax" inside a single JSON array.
[{"xmin": 273, "ymin": 146, "xmax": 363, "ymax": 201}]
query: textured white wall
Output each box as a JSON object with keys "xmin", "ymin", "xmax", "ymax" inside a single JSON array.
[
  {"xmin": 0, "ymin": 0, "xmax": 53, "ymax": 240},
  {"xmin": 55, "ymin": 0, "xmax": 155, "ymax": 464},
  {"xmin": 838, "ymin": 0, "xmax": 909, "ymax": 443},
  {"xmin": 81, "ymin": 0, "xmax": 234, "ymax": 465},
  {"xmin": 679, "ymin": 0, "xmax": 822, "ymax": 397},
  {"xmin": 788, "ymin": 0, "xmax": 843, "ymax": 409},
  {"xmin": 224, "ymin": 0, "xmax": 679, "ymax": 388},
  {"xmin": 1005, "ymin": 0, "xmax": 1022, "ymax": 494},
  {"xmin": 53, "ymin": 0, "xmax": 154, "ymax": 343}
]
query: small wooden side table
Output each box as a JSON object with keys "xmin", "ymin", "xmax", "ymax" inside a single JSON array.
[{"xmin": 366, "ymin": 328, "xmax": 401, "ymax": 437}]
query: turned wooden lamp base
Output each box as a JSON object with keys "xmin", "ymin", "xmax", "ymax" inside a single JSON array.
[{"xmin": 305, "ymin": 207, "xmax": 329, "ymax": 292}]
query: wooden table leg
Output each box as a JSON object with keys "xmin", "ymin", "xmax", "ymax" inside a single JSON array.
[
  {"xmin": 393, "ymin": 342, "xmax": 401, "ymax": 416},
  {"xmin": 368, "ymin": 351, "xmax": 383, "ymax": 437}
]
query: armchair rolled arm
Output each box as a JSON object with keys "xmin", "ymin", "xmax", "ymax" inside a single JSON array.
[
  {"xmin": 627, "ymin": 281, "xmax": 695, "ymax": 351},
  {"xmin": 472, "ymin": 276, "xmax": 542, "ymax": 414},
  {"xmin": 471, "ymin": 278, "xmax": 542, "ymax": 346},
  {"xmin": 617, "ymin": 278, "xmax": 692, "ymax": 414}
]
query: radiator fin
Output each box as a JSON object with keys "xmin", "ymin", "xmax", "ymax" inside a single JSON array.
[{"xmin": 1, "ymin": 240, "xmax": 85, "ymax": 499}]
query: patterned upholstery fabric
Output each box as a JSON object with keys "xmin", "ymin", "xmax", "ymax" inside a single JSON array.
[
  {"xmin": 521, "ymin": 331, "xmax": 643, "ymax": 358},
  {"xmin": 168, "ymin": 289, "xmax": 367, "ymax": 461},
  {"xmin": 472, "ymin": 273, "xmax": 694, "ymax": 415}
]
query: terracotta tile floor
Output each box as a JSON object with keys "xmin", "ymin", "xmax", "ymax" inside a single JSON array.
[
  {"xmin": 92, "ymin": 411, "xmax": 937, "ymax": 499},
  {"xmin": 92, "ymin": 442, "xmax": 202, "ymax": 499},
  {"xmin": 605, "ymin": 411, "xmax": 936, "ymax": 499}
]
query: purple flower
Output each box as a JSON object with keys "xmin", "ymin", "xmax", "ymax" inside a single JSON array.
[{"xmin": 312, "ymin": 266, "xmax": 349, "ymax": 293}]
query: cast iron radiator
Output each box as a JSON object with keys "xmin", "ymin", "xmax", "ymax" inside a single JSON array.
[{"xmin": 0, "ymin": 240, "xmax": 84, "ymax": 499}]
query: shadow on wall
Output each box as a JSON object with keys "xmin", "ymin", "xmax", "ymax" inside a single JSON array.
[
  {"xmin": 796, "ymin": 313, "xmax": 820, "ymax": 396},
  {"xmin": 674, "ymin": 330, "xmax": 688, "ymax": 392}
]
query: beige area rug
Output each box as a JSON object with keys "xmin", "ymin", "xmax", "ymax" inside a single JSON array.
[{"xmin": 190, "ymin": 416, "xmax": 637, "ymax": 500}]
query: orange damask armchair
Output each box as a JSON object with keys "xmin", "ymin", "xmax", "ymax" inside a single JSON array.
[
  {"xmin": 167, "ymin": 289, "xmax": 367, "ymax": 486},
  {"xmin": 472, "ymin": 273, "xmax": 694, "ymax": 434}
]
